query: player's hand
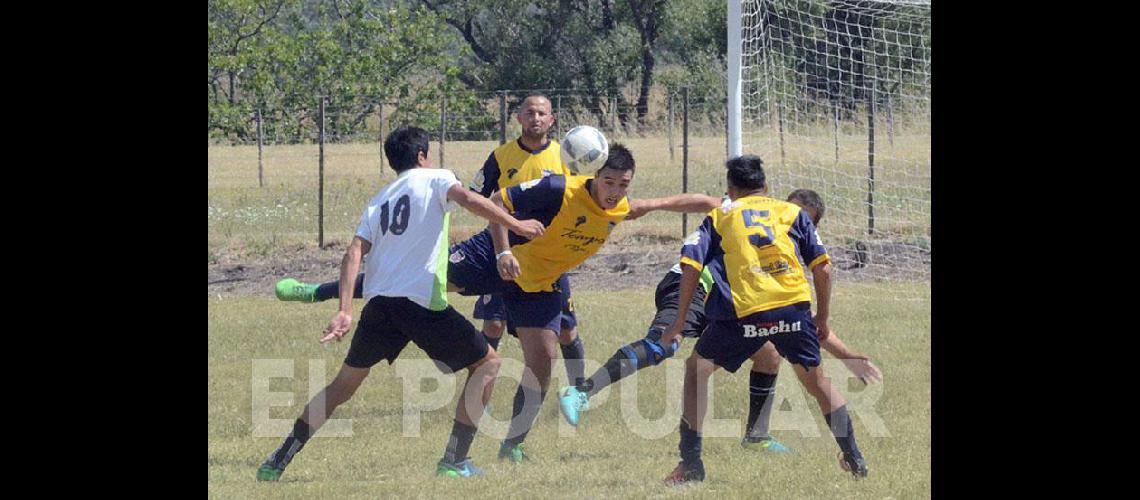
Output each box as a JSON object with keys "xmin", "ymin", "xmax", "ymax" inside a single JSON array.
[
  {"xmin": 660, "ymin": 322, "xmax": 684, "ymax": 350},
  {"xmin": 511, "ymin": 219, "xmax": 545, "ymax": 240},
  {"xmin": 814, "ymin": 315, "xmax": 831, "ymax": 341},
  {"xmin": 842, "ymin": 355, "xmax": 883, "ymax": 385},
  {"xmin": 497, "ymin": 254, "xmax": 522, "ymax": 281},
  {"xmin": 320, "ymin": 311, "xmax": 352, "ymax": 344}
]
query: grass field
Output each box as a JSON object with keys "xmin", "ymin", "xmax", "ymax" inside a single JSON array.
[{"xmin": 208, "ymin": 285, "xmax": 930, "ymax": 498}]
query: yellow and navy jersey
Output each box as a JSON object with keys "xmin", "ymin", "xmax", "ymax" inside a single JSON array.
[
  {"xmin": 501, "ymin": 175, "xmax": 629, "ymax": 292},
  {"xmin": 680, "ymin": 196, "xmax": 831, "ymax": 320},
  {"xmin": 468, "ymin": 138, "xmax": 572, "ymax": 197}
]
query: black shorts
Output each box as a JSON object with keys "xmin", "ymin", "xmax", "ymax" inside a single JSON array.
[
  {"xmin": 344, "ymin": 296, "xmax": 489, "ymax": 373},
  {"xmin": 649, "ymin": 272, "xmax": 708, "ymax": 338}
]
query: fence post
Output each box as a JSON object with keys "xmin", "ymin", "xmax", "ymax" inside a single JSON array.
[
  {"xmin": 555, "ymin": 95, "xmax": 562, "ymax": 139},
  {"xmin": 499, "ymin": 91, "xmax": 507, "ymax": 145},
  {"xmin": 440, "ymin": 94, "xmax": 446, "ymax": 168},
  {"xmin": 682, "ymin": 86, "xmax": 690, "ymax": 237},
  {"xmin": 256, "ymin": 108, "xmax": 264, "ymax": 187},
  {"xmin": 610, "ymin": 95, "xmax": 617, "ymax": 136},
  {"xmin": 318, "ymin": 96, "xmax": 326, "ymax": 248},
  {"xmin": 668, "ymin": 90, "xmax": 674, "ymax": 162},
  {"xmin": 867, "ymin": 86, "xmax": 876, "ymax": 236},
  {"xmin": 378, "ymin": 101, "xmax": 385, "ymax": 173},
  {"xmin": 833, "ymin": 99, "xmax": 840, "ymax": 166}
]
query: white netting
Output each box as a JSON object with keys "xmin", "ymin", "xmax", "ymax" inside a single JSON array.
[{"xmin": 737, "ymin": 0, "xmax": 930, "ymax": 297}]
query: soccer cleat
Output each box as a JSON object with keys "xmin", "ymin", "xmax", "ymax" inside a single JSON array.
[
  {"xmin": 558, "ymin": 386, "xmax": 590, "ymax": 426},
  {"xmin": 663, "ymin": 461, "xmax": 705, "ymax": 486},
  {"xmin": 838, "ymin": 451, "xmax": 869, "ymax": 478},
  {"xmin": 498, "ymin": 441, "xmax": 530, "ymax": 463},
  {"xmin": 740, "ymin": 436, "xmax": 791, "ymax": 453},
  {"xmin": 256, "ymin": 463, "xmax": 284, "ymax": 482},
  {"xmin": 436, "ymin": 458, "xmax": 485, "ymax": 478},
  {"xmin": 275, "ymin": 278, "xmax": 317, "ymax": 302}
]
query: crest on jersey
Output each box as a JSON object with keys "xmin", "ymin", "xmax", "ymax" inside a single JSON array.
[
  {"xmin": 575, "ymin": 215, "xmax": 588, "ymax": 227},
  {"xmin": 507, "ymin": 168, "xmax": 519, "ymax": 179}
]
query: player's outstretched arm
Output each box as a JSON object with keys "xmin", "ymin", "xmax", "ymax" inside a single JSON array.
[
  {"xmin": 487, "ymin": 189, "xmax": 523, "ymax": 281},
  {"xmin": 626, "ymin": 194, "xmax": 721, "ymax": 220},
  {"xmin": 448, "ymin": 184, "xmax": 544, "ymax": 239},
  {"xmin": 662, "ymin": 263, "xmax": 703, "ymax": 348},
  {"xmin": 810, "ymin": 260, "xmax": 832, "ymax": 341},
  {"xmin": 820, "ymin": 331, "xmax": 883, "ymax": 384},
  {"xmin": 320, "ymin": 236, "xmax": 371, "ymax": 344}
]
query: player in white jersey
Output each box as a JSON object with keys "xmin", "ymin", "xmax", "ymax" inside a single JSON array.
[{"xmin": 256, "ymin": 126, "xmax": 545, "ymax": 481}]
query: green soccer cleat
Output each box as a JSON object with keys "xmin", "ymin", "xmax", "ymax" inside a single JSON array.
[
  {"xmin": 740, "ymin": 436, "xmax": 791, "ymax": 453},
  {"xmin": 558, "ymin": 386, "xmax": 590, "ymax": 426},
  {"xmin": 256, "ymin": 463, "xmax": 284, "ymax": 482},
  {"xmin": 275, "ymin": 278, "xmax": 317, "ymax": 303},
  {"xmin": 498, "ymin": 441, "xmax": 530, "ymax": 463},
  {"xmin": 436, "ymin": 458, "xmax": 485, "ymax": 478}
]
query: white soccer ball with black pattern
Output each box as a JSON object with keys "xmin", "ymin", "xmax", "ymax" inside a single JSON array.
[{"xmin": 559, "ymin": 125, "xmax": 609, "ymax": 174}]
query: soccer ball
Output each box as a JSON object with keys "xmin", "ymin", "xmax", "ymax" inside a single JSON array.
[{"xmin": 559, "ymin": 125, "xmax": 609, "ymax": 174}]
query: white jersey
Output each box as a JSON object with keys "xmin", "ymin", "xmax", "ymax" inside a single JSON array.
[{"xmin": 355, "ymin": 168, "xmax": 461, "ymax": 310}]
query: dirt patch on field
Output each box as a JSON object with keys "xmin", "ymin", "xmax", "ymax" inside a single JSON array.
[{"xmin": 208, "ymin": 235, "xmax": 929, "ymax": 298}]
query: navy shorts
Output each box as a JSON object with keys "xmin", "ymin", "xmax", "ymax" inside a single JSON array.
[
  {"xmin": 694, "ymin": 302, "xmax": 820, "ymax": 373},
  {"xmin": 447, "ymin": 231, "xmax": 506, "ymax": 297},
  {"xmin": 344, "ymin": 296, "xmax": 489, "ymax": 373},
  {"xmin": 502, "ymin": 282, "xmax": 561, "ymax": 332},
  {"xmin": 649, "ymin": 272, "xmax": 708, "ymax": 338},
  {"xmin": 498, "ymin": 271, "xmax": 576, "ymax": 334},
  {"xmin": 555, "ymin": 274, "xmax": 579, "ymax": 330},
  {"xmin": 452, "ymin": 231, "xmax": 578, "ymax": 333},
  {"xmin": 473, "ymin": 292, "xmax": 509, "ymax": 321}
]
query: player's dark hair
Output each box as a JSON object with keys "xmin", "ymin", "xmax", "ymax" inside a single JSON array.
[
  {"xmin": 598, "ymin": 143, "xmax": 635, "ymax": 174},
  {"xmin": 726, "ymin": 155, "xmax": 766, "ymax": 191},
  {"xmin": 787, "ymin": 188, "xmax": 825, "ymax": 225},
  {"xmin": 384, "ymin": 125, "xmax": 431, "ymax": 173}
]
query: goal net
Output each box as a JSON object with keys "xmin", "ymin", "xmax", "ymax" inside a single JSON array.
[{"xmin": 730, "ymin": 0, "xmax": 931, "ymax": 298}]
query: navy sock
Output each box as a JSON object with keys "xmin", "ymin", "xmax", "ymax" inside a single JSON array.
[
  {"xmin": 824, "ymin": 405, "xmax": 863, "ymax": 459},
  {"xmin": 504, "ymin": 385, "xmax": 546, "ymax": 447},
  {"xmin": 745, "ymin": 371, "xmax": 778, "ymax": 440},
  {"xmin": 679, "ymin": 418, "xmax": 703, "ymax": 466},
  {"xmin": 266, "ymin": 418, "xmax": 313, "ymax": 469},
  {"xmin": 314, "ymin": 273, "xmax": 364, "ymax": 302},
  {"xmin": 561, "ymin": 337, "xmax": 586, "ymax": 388},
  {"xmin": 581, "ymin": 332, "xmax": 674, "ymax": 397},
  {"xmin": 484, "ymin": 334, "xmax": 501, "ymax": 351},
  {"xmin": 443, "ymin": 419, "xmax": 478, "ymax": 464}
]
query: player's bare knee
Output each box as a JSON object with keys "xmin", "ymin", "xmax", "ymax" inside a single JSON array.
[
  {"xmin": 750, "ymin": 349, "xmax": 781, "ymax": 374},
  {"xmin": 469, "ymin": 350, "xmax": 502, "ymax": 376},
  {"xmin": 483, "ymin": 320, "xmax": 505, "ymax": 338},
  {"xmin": 558, "ymin": 328, "xmax": 578, "ymax": 345},
  {"xmin": 686, "ymin": 353, "xmax": 716, "ymax": 377},
  {"xmin": 332, "ymin": 365, "xmax": 370, "ymax": 391}
]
